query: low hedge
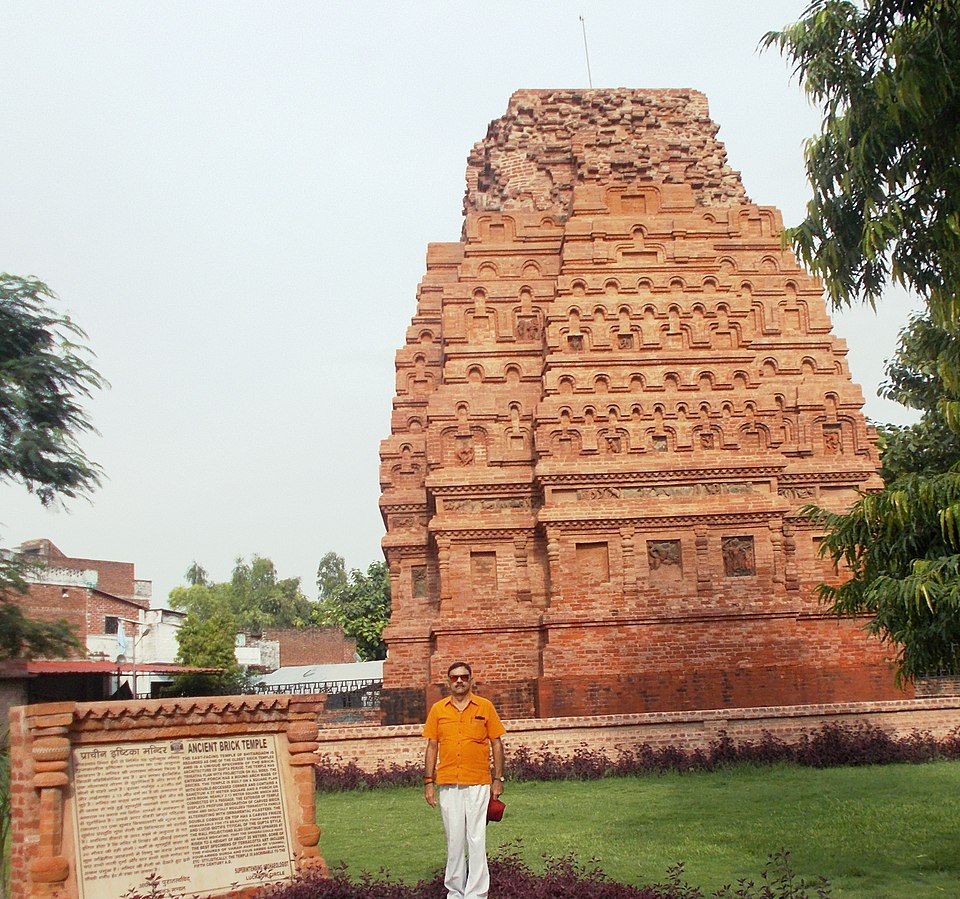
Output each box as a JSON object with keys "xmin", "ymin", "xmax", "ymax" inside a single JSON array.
[
  {"xmin": 314, "ymin": 721, "xmax": 960, "ymax": 791},
  {"xmin": 265, "ymin": 847, "xmax": 828, "ymax": 899}
]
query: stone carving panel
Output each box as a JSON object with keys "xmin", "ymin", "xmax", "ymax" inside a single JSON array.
[{"xmin": 722, "ymin": 536, "xmax": 756, "ymax": 577}]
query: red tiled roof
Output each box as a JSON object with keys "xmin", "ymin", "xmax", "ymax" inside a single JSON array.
[{"xmin": 0, "ymin": 660, "xmax": 218, "ymax": 677}]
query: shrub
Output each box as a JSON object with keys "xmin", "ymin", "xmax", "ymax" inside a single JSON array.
[
  {"xmin": 314, "ymin": 723, "xmax": 960, "ymax": 791},
  {"xmin": 314, "ymin": 757, "xmax": 422, "ymax": 792},
  {"xmin": 713, "ymin": 850, "xmax": 830, "ymax": 899},
  {"xmin": 264, "ymin": 846, "xmax": 831, "ymax": 899}
]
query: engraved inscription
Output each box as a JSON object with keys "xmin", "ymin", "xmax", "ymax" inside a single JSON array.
[
  {"xmin": 779, "ymin": 486, "xmax": 816, "ymax": 500},
  {"xmin": 71, "ymin": 736, "xmax": 293, "ymax": 899},
  {"xmin": 515, "ymin": 316, "xmax": 540, "ymax": 341},
  {"xmin": 823, "ymin": 425, "xmax": 842, "ymax": 455},
  {"xmin": 610, "ymin": 482, "xmax": 757, "ymax": 500}
]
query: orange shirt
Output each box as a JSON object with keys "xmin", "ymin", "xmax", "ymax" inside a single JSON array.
[{"xmin": 423, "ymin": 694, "xmax": 506, "ymax": 785}]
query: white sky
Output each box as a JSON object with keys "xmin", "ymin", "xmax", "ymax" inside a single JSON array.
[{"xmin": 0, "ymin": 1, "xmax": 922, "ymax": 605}]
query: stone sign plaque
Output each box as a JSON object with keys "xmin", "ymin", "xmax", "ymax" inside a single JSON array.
[{"xmin": 70, "ymin": 734, "xmax": 294, "ymax": 898}]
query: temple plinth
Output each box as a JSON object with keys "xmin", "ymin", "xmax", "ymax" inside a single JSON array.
[{"xmin": 378, "ymin": 89, "xmax": 901, "ymax": 725}]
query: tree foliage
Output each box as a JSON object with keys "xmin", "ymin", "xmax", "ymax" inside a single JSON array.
[
  {"xmin": 170, "ymin": 555, "xmax": 313, "ymax": 636},
  {"xmin": 874, "ymin": 313, "xmax": 960, "ymax": 482},
  {"xmin": 809, "ymin": 313, "xmax": 960, "ymax": 679},
  {"xmin": 316, "ymin": 551, "xmax": 347, "ymax": 601},
  {"xmin": 0, "ymin": 274, "xmax": 104, "ymax": 659},
  {"xmin": 169, "ymin": 556, "xmax": 313, "ymax": 694},
  {"xmin": 762, "ymin": 1, "xmax": 960, "ymax": 321},
  {"xmin": 184, "ymin": 561, "xmax": 208, "ymax": 586},
  {"xmin": 765, "ymin": 2, "xmax": 960, "ymax": 680},
  {"xmin": 169, "ymin": 607, "xmax": 248, "ymax": 696},
  {"xmin": 0, "ymin": 274, "xmax": 105, "ymax": 504},
  {"xmin": 312, "ymin": 556, "xmax": 391, "ymax": 660}
]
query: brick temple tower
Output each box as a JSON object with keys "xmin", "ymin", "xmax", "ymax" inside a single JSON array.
[{"xmin": 378, "ymin": 89, "xmax": 903, "ymax": 725}]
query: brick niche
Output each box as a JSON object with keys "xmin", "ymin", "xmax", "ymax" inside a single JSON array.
[{"xmin": 378, "ymin": 88, "xmax": 905, "ymax": 724}]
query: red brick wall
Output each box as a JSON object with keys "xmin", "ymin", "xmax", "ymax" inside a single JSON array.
[
  {"xmin": 18, "ymin": 540, "xmax": 138, "ymax": 598},
  {"xmin": 262, "ymin": 628, "xmax": 357, "ymax": 666},
  {"xmin": 20, "ymin": 584, "xmax": 146, "ymax": 648},
  {"xmin": 315, "ymin": 697, "xmax": 960, "ymax": 773},
  {"xmin": 57, "ymin": 557, "xmax": 136, "ymax": 598}
]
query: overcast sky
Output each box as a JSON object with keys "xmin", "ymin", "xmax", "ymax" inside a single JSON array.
[{"xmin": 0, "ymin": 1, "xmax": 922, "ymax": 605}]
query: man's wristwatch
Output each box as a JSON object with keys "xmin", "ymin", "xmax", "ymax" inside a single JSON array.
[{"xmin": 493, "ymin": 776, "xmax": 504, "ymax": 782}]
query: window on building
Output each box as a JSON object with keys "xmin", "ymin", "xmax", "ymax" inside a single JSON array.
[{"xmin": 104, "ymin": 616, "xmax": 119, "ymax": 635}]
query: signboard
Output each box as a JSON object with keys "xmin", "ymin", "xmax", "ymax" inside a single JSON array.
[{"xmin": 71, "ymin": 735, "xmax": 294, "ymax": 898}]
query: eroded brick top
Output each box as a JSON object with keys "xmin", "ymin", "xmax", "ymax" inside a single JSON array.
[{"xmin": 464, "ymin": 88, "xmax": 748, "ymax": 220}]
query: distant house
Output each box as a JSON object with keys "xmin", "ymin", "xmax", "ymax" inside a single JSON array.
[
  {"xmin": 0, "ymin": 539, "xmax": 193, "ymax": 714},
  {"xmin": 13, "ymin": 538, "xmax": 151, "ymax": 656},
  {"xmin": 240, "ymin": 627, "xmax": 358, "ymax": 672},
  {"xmin": 1, "ymin": 539, "xmax": 364, "ymax": 718}
]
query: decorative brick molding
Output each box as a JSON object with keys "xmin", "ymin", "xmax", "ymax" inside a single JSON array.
[
  {"xmin": 315, "ymin": 697, "xmax": 960, "ymax": 772},
  {"xmin": 9, "ymin": 695, "xmax": 327, "ymax": 899}
]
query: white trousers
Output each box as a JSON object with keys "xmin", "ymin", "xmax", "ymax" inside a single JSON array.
[{"xmin": 436, "ymin": 783, "xmax": 491, "ymax": 899}]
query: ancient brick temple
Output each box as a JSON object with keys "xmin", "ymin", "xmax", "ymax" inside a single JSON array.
[{"xmin": 378, "ymin": 89, "xmax": 904, "ymax": 725}]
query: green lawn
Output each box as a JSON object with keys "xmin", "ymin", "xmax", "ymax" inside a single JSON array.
[{"xmin": 315, "ymin": 761, "xmax": 960, "ymax": 898}]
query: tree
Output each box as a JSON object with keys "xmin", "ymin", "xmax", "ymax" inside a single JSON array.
[
  {"xmin": 0, "ymin": 274, "xmax": 104, "ymax": 659},
  {"xmin": 873, "ymin": 314, "xmax": 960, "ymax": 482},
  {"xmin": 807, "ymin": 313, "xmax": 960, "ymax": 680},
  {"xmin": 762, "ymin": 1, "xmax": 960, "ymax": 321},
  {"xmin": 170, "ymin": 608, "xmax": 248, "ymax": 696},
  {"xmin": 184, "ymin": 561, "xmax": 208, "ymax": 586},
  {"xmin": 0, "ymin": 274, "xmax": 105, "ymax": 504},
  {"xmin": 764, "ymin": 1, "xmax": 960, "ymax": 680},
  {"xmin": 316, "ymin": 551, "xmax": 347, "ymax": 600},
  {"xmin": 228, "ymin": 555, "xmax": 313, "ymax": 631},
  {"xmin": 170, "ymin": 555, "xmax": 313, "ymax": 635},
  {"xmin": 169, "ymin": 556, "xmax": 314, "ymax": 693},
  {"xmin": 311, "ymin": 559, "xmax": 391, "ymax": 660}
]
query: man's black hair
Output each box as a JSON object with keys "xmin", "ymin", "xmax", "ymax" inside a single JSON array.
[{"xmin": 447, "ymin": 661, "xmax": 472, "ymax": 678}]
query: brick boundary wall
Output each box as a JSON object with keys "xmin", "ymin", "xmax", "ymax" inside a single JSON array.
[
  {"xmin": 9, "ymin": 695, "xmax": 327, "ymax": 899},
  {"xmin": 314, "ymin": 697, "xmax": 960, "ymax": 772}
]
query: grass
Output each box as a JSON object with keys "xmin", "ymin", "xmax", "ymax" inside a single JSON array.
[{"xmin": 315, "ymin": 760, "xmax": 960, "ymax": 898}]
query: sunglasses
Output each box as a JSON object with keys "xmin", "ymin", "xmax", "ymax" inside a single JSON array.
[{"xmin": 449, "ymin": 673, "xmax": 470, "ymax": 682}]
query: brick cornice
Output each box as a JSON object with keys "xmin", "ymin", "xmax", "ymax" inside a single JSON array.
[
  {"xmin": 428, "ymin": 480, "xmax": 536, "ymax": 496},
  {"xmin": 778, "ymin": 469, "xmax": 880, "ymax": 484},
  {"xmin": 430, "ymin": 526, "xmax": 537, "ymax": 541},
  {"xmin": 535, "ymin": 465, "xmax": 787, "ymax": 484},
  {"xmin": 538, "ymin": 510, "xmax": 779, "ymax": 529}
]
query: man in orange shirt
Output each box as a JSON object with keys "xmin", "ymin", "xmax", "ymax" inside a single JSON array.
[{"xmin": 423, "ymin": 661, "xmax": 506, "ymax": 899}]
